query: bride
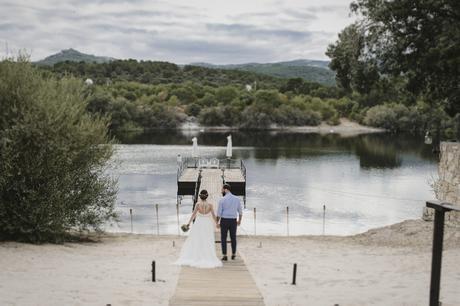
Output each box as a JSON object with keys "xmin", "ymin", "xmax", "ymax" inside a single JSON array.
[{"xmin": 175, "ymin": 189, "xmax": 222, "ymax": 268}]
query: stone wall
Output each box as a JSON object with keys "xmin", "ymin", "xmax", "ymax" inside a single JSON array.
[{"xmin": 422, "ymin": 142, "xmax": 460, "ymax": 223}]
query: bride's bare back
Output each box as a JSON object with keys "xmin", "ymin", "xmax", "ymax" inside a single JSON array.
[{"xmin": 197, "ymin": 201, "xmax": 213, "ymax": 214}]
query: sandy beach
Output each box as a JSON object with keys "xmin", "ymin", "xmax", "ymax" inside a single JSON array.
[{"xmin": 1, "ymin": 219, "xmax": 459, "ymax": 306}]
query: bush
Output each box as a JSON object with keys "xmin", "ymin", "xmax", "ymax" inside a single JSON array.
[
  {"xmin": 185, "ymin": 103, "xmax": 202, "ymax": 117},
  {"xmin": 239, "ymin": 106, "xmax": 272, "ymax": 129},
  {"xmin": 274, "ymin": 105, "xmax": 321, "ymax": 126},
  {"xmin": 0, "ymin": 59, "xmax": 117, "ymax": 243},
  {"xmin": 363, "ymin": 103, "xmax": 422, "ymax": 132},
  {"xmin": 198, "ymin": 106, "xmax": 226, "ymax": 126}
]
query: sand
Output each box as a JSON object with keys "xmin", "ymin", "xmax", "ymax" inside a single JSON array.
[
  {"xmin": 0, "ymin": 220, "xmax": 459, "ymax": 306},
  {"xmin": 239, "ymin": 220, "xmax": 460, "ymax": 306},
  {"xmin": 0, "ymin": 235, "xmax": 181, "ymax": 306}
]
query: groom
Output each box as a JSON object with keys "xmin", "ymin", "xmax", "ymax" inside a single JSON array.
[{"xmin": 216, "ymin": 183, "xmax": 242, "ymax": 261}]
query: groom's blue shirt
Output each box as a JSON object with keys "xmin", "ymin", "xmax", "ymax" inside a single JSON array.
[{"xmin": 217, "ymin": 192, "xmax": 242, "ymax": 219}]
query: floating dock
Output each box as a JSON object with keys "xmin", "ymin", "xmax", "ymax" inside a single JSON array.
[{"xmin": 177, "ymin": 158, "xmax": 246, "ymax": 209}]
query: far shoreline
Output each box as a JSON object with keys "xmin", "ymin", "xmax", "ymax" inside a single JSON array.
[
  {"xmin": 114, "ymin": 118, "xmax": 387, "ymax": 137},
  {"xmin": 180, "ymin": 118, "xmax": 386, "ymax": 136}
]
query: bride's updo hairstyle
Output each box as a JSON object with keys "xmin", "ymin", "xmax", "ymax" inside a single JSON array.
[{"xmin": 199, "ymin": 190, "xmax": 209, "ymax": 200}]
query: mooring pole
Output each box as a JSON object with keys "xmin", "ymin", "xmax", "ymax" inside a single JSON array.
[
  {"xmin": 155, "ymin": 204, "xmax": 159, "ymax": 236},
  {"xmin": 253, "ymin": 207, "xmax": 257, "ymax": 236},
  {"xmin": 292, "ymin": 263, "xmax": 297, "ymax": 285},
  {"xmin": 286, "ymin": 206, "xmax": 290, "ymax": 236},
  {"xmin": 322, "ymin": 204, "xmax": 326, "ymax": 235},
  {"xmin": 130, "ymin": 208, "xmax": 133, "ymax": 233},
  {"xmin": 152, "ymin": 260, "xmax": 156, "ymax": 282}
]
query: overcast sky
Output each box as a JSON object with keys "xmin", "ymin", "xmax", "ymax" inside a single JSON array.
[{"xmin": 0, "ymin": 0, "xmax": 354, "ymax": 64}]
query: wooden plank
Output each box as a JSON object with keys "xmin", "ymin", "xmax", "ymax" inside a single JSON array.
[
  {"xmin": 199, "ymin": 169, "xmax": 224, "ymax": 211},
  {"xmin": 170, "ymin": 247, "xmax": 264, "ymax": 306},
  {"xmin": 178, "ymin": 168, "xmax": 200, "ymax": 183},
  {"xmin": 223, "ymin": 169, "xmax": 245, "ymax": 183}
]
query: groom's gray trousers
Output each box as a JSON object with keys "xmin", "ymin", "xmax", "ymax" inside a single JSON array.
[{"xmin": 220, "ymin": 218, "xmax": 237, "ymax": 255}]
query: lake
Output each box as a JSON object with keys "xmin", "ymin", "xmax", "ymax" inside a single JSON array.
[{"xmin": 106, "ymin": 130, "xmax": 438, "ymax": 236}]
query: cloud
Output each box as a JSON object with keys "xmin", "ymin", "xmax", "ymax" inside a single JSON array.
[
  {"xmin": 206, "ymin": 23, "xmax": 313, "ymax": 41},
  {"xmin": 0, "ymin": 0, "xmax": 354, "ymax": 63}
]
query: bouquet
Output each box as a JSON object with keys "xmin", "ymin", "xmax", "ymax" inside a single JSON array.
[{"xmin": 181, "ymin": 224, "xmax": 190, "ymax": 232}]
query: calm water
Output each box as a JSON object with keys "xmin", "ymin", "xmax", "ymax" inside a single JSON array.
[{"xmin": 106, "ymin": 130, "xmax": 438, "ymax": 236}]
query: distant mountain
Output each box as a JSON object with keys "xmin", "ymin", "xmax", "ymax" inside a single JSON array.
[
  {"xmin": 190, "ymin": 59, "xmax": 335, "ymax": 85},
  {"xmin": 35, "ymin": 49, "xmax": 115, "ymax": 66}
]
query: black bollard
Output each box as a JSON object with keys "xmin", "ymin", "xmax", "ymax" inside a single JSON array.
[
  {"xmin": 292, "ymin": 263, "xmax": 297, "ymax": 285},
  {"xmin": 152, "ymin": 260, "xmax": 156, "ymax": 282}
]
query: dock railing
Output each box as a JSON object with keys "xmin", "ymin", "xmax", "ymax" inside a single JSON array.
[{"xmin": 178, "ymin": 158, "xmax": 245, "ymax": 172}]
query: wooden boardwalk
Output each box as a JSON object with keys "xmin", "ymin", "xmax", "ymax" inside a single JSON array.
[
  {"xmin": 170, "ymin": 249, "xmax": 264, "ymax": 306},
  {"xmin": 173, "ymin": 164, "xmax": 261, "ymax": 305}
]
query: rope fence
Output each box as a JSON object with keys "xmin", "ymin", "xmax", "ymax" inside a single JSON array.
[{"xmin": 111, "ymin": 203, "xmax": 331, "ymax": 236}]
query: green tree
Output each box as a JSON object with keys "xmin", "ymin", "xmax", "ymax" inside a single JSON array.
[
  {"xmin": 0, "ymin": 59, "xmax": 117, "ymax": 242},
  {"xmin": 350, "ymin": 0, "xmax": 460, "ymax": 114}
]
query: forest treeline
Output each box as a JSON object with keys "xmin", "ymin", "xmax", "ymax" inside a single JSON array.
[{"xmin": 39, "ymin": 57, "xmax": 458, "ymax": 138}]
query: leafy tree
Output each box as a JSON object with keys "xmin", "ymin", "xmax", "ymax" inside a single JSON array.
[
  {"xmin": 0, "ymin": 59, "xmax": 117, "ymax": 242},
  {"xmin": 326, "ymin": 23, "xmax": 380, "ymax": 95},
  {"xmin": 253, "ymin": 90, "xmax": 283, "ymax": 113},
  {"xmin": 350, "ymin": 0, "xmax": 459, "ymax": 114}
]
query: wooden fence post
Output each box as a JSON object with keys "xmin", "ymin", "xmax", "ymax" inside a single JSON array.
[
  {"xmin": 130, "ymin": 208, "xmax": 133, "ymax": 233},
  {"xmin": 286, "ymin": 206, "xmax": 290, "ymax": 236},
  {"xmin": 155, "ymin": 204, "xmax": 159, "ymax": 236},
  {"xmin": 322, "ymin": 204, "xmax": 326, "ymax": 235},
  {"xmin": 253, "ymin": 207, "xmax": 257, "ymax": 235}
]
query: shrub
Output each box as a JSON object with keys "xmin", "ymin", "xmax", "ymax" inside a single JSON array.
[
  {"xmin": 363, "ymin": 103, "xmax": 422, "ymax": 132},
  {"xmin": 239, "ymin": 106, "xmax": 272, "ymax": 129},
  {"xmin": 198, "ymin": 106, "xmax": 226, "ymax": 126},
  {"xmin": 0, "ymin": 59, "xmax": 117, "ymax": 243},
  {"xmin": 185, "ymin": 103, "xmax": 202, "ymax": 117},
  {"xmin": 274, "ymin": 105, "xmax": 321, "ymax": 126}
]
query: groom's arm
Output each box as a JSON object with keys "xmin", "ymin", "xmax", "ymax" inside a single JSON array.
[
  {"xmin": 237, "ymin": 199, "xmax": 242, "ymax": 225},
  {"xmin": 216, "ymin": 199, "xmax": 223, "ymax": 225}
]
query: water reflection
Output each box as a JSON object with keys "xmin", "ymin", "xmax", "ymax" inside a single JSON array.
[{"xmin": 115, "ymin": 130, "xmax": 437, "ymax": 169}]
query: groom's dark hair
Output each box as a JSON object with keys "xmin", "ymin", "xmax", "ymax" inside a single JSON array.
[{"xmin": 223, "ymin": 183, "xmax": 231, "ymax": 191}]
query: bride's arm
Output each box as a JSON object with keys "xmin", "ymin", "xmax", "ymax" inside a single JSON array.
[
  {"xmin": 210, "ymin": 205, "xmax": 217, "ymax": 223},
  {"xmin": 187, "ymin": 205, "xmax": 199, "ymax": 226}
]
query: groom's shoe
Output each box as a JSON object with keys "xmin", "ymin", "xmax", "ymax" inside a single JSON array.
[
  {"xmin": 222, "ymin": 255, "xmax": 228, "ymax": 261},
  {"xmin": 231, "ymin": 254, "xmax": 236, "ymax": 260}
]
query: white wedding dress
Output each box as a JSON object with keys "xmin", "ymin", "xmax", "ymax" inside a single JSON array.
[{"xmin": 175, "ymin": 210, "xmax": 222, "ymax": 268}]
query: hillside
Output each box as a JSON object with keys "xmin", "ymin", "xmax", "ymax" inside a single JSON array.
[
  {"xmin": 39, "ymin": 59, "xmax": 290, "ymax": 89},
  {"xmin": 35, "ymin": 49, "xmax": 114, "ymax": 65},
  {"xmin": 191, "ymin": 59, "xmax": 335, "ymax": 85}
]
